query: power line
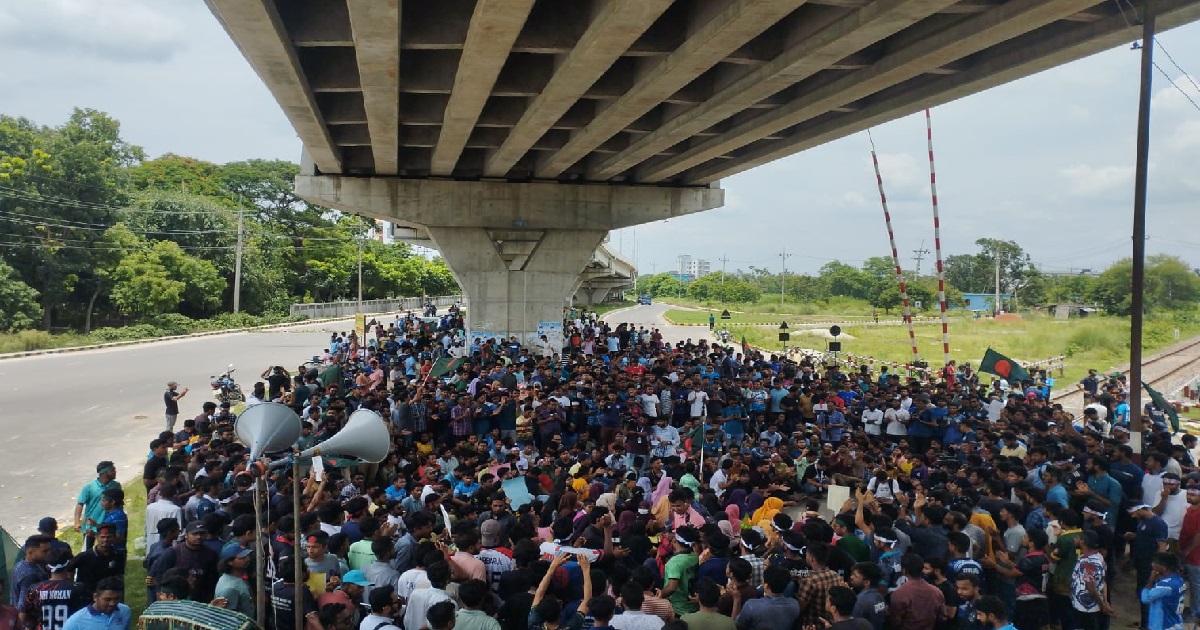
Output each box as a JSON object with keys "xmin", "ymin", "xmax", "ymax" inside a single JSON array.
[{"xmin": 1112, "ymin": 0, "xmax": 1200, "ymax": 115}]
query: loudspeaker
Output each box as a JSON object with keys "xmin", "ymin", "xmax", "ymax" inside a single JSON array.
[
  {"xmin": 235, "ymin": 402, "xmax": 303, "ymax": 460},
  {"xmin": 296, "ymin": 408, "xmax": 390, "ymax": 464}
]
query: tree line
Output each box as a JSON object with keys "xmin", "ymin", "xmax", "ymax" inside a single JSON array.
[
  {"xmin": 0, "ymin": 109, "xmax": 458, "ymax": 333},
  {"xmin": 635, "ymin": 237, "xmax": 1200, "ymax": 316}
]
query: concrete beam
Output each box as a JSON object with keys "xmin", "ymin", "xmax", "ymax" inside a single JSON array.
[
  {"xmin": 483, "ymin": 0, "xmax": 675, "ymax": 178},
  {"xmin": 645, "ymin": 0, "xmax": 1102, "ymax": 182},
  {"xmin": 346, "ymin": 0, "xmax": 400, "ymax": 175},
  {"xmin": 685, "ymin": 0, "xmax": 1200, "ymax": 183},
  {"xmin": 601, "ymin": 0, "xmax": 964, "ymax": 182},
  {"xmin": 534, "ymin": 0, "xmax": 810, "ymax": 179},
  {"xmin": 204, "ymin": 0, "xmax": 342, "ymax": 174},
  {"xmin": 294, "ymin": 176, "xmax": 725, "ymax": 231},
  {"xmin": 430, "ymin": 0, "xmax": 536, "ymax": 176}
]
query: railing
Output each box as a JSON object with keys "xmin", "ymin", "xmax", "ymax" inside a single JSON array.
[{"xmin": 289, "ymin": 295, "xmax": 462, "ymax": 318}]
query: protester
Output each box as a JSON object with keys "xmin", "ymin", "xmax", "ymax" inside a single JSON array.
[{"xmin": 39, "ymin": 307, "xmax": 1187, "ymax": 630}]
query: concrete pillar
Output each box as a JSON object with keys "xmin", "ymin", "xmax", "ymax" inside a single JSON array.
[{"xmin": 426, "ymin": 227, "xmax": 606, "ymax": 338}]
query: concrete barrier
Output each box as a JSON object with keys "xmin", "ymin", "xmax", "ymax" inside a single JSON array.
[{"xmin": 289, "ymin": 295, "xmax": 462, "ymax": 318}]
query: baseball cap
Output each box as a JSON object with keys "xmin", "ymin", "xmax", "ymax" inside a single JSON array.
[
  {"xmin": 341, "ymin": 569, "xmax": 372, "ymax": 587},
  {"xmin": 185, "ymin": 520, "xmax": 208, "ymax": 535},
  {"xmin": 220, "ymin": 544, "xmax": 253, "ymax": 560},
  {"xmin": 481, "ymin": 519, "xmax": 502, "ymax": 547},
  {"xmin": 38, "ymin": 517, "xmax": 57, "ymax": 533}
]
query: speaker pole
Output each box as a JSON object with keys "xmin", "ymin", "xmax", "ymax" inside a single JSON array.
[
  {"xmin": 254, "ymin": 477, "xmax": 267, "ymax": 629},
  {"xmin": 293, "ymin": 459, "xmax": 304, "ymax": 630}
]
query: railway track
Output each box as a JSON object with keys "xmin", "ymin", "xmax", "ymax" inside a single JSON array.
[{"xmin": 1050, "ymin": 334, "xmax": 1200, "ymax": 409}]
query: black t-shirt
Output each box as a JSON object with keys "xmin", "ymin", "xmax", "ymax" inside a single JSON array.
[
  {"xmin": 164, "ymin": 390, "xmax": 179, "ymax": 415},
  {"xmin": 268, "ymin": 373, "xmax": 291, "ymax": 400},
  {"xmin": 144, "ymin": 455, "xmax": 168, "ymax": 484},
  {"xmin": 23, "ymin": 578, "xmax": 89, "ymax": 630},
  {"xmin": 73, "ymin": 548, "xmax": 125, "ymax": 592},
  {"xmin": 270, "ymin": 581, "xmax": 316, "ymax": 630}
]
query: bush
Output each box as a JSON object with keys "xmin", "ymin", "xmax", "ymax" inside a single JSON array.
[
  {"xmin": 90, "ymin": 324, "xmax": 168, "ymax": 343},
  {"xmin": 147, "ymin": 313, "xmax": 196, "ymax": 336},
  {"xmin": 0, "ymin": 330, "xmax": 55, "ymax": 353}
]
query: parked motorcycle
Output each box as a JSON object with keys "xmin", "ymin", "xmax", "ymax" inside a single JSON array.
[{"xmin": 210, "ymin": 364, "xmax": 245, "ymax": 403}]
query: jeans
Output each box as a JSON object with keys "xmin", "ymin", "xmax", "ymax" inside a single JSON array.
[
  {"xmin": 1187, "ymin": 564, "xmax": 1200, "ymax": 622},
  {"xmin": 165, "ymin": 412, "xmax": 178, "ymax": 432}
]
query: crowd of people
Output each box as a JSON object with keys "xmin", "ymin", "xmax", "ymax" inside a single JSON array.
[{"xmin": 2, "ymin": 306, "xmax": 1196, "ymax": 630}]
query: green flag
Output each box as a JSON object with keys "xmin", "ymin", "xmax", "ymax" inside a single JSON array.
[
  {"xmin": 429, "ymin": 357, "xmax": 467, "ymax": 379},
  {"xmin": 1143, "ymin": 382, "xmax": 1181, "ymax": 432},
  {"xmin": 741, "ymin": 335, "xmax": 751, "ymax": 355},
  {"xmin": 978, "ymin": 348, "xmax": 1032, "ymax": 384}
]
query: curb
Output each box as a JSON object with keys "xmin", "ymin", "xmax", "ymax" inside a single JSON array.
[{"xmin": 0, "ymin": 311, "xmax": 408, "ymax": 361}]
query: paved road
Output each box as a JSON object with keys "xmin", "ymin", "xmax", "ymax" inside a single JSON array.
[
  {"xmin": 600, "ymin": 302, "xmax": 714, "ymax": 346},
  {"xmin": 0, "ymin": 316, "xmax": 374, "ymax": 537},
  {"xmin": 0, "ymin": 304, "xmax": 692, "ymax": 538}
]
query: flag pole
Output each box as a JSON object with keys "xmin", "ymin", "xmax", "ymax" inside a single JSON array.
[
  {"xmin": 925, "ymin": 109, "xmax": 950, "ymax": 367},
  {"xmin": 868, "ymin": 130, "xmax": 920, "ymax": 363}
]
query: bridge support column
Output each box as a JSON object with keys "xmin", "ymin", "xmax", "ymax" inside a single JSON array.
[{"xmin": 425, "ymin": 227, "xmax": 606, "ymax": 339}]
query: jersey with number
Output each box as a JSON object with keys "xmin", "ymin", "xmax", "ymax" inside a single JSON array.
[{"xmin": 22, "ymin": 579, "xmax": 89, "ymax": 630}]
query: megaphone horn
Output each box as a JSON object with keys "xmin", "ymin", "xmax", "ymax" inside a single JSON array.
[
  {"xmin": 235, "ymin": 402, "xmax": 303, "ymax": 461},
  {"xmin": 298, "ymin": 408, "xmax": 390, "ymax": 464}
]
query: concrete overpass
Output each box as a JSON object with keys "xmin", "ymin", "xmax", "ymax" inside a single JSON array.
[
  {"xmin": 391, "ymin": 223, "xmax": 637, "ymax": 307},
  {"xmin": 205, "ymin": 0, "xmax": 1200, "ymax": 337}
]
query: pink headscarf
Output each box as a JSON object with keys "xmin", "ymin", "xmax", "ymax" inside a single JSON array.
[
  {"xmin": 651, "ymin": 475, "xmax": 673, "ymax": 506},
  {"xmin": 725, "ymin": 504, "xmax": 740, "ymax": 523}
]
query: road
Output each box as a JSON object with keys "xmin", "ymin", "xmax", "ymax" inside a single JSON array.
[
  {"xmin": 0, "ymin": 317, "xmax": 371, "ymax": 537},
  {"xmin": 0, "ymin": 304, "xmax": 693, "ymax": 538},
  {"xmin": 600, "ymin": 302, "xmax": 714, "ymax": 346}
]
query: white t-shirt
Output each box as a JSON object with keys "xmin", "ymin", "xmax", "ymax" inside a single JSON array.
[
  {"xmin": 688, "ymin": 390, "xmax": 709, "ymax": 417},
  {"xmin": 884, "ymin": 408, "xmax": 910, "ymax": 436},
  {"xmin": 862, "ymin": 409, "xmax": 885, "ymax": 435},
  {"xmin": 710, "ymin": 469, "xmax": 728, "ymax": 498},
  {"xmin": 1162, "ymin": 491, "xmax": 1188, "ymax": 539},
  {"xmin": 640, "ymin": 394, "xmax": 660, "ymax": 418}
]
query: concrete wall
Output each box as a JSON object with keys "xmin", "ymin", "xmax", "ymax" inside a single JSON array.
[{"xmin": 289, "ymin": 295, "xmax": 462, "ymax": 319}]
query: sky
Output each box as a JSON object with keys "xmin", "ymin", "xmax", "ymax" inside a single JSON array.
[{"xmin": 1, "ymin": 0, "xmax": 1198, "ymax": 277}]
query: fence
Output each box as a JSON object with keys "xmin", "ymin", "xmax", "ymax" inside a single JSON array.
[{"xmin": 289, "ymin": 295, "xmax": 462, "ymax": 319}]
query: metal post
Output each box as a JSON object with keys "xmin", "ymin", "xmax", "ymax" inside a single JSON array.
[
  {"xmin": 293, "ymin": 460, "xmax": 304, "ymax": 630},
  {"xmin": 357, "ymin": 236, "xmax": 364, "ymax": 313},
  {"xmin": 779, "ymin": 249, "xmax": 792, "ymax": 307},
  {"xmin": 1129, "ymin": 3, "xmax": 1156, "ymax": 442},
  {"xmin": 994, "ymin": 256, "xmax": 1001, "ymax": 316},
  {"xmin": 253, "ymin": 476, "xmax": 266, "ymax": 629},
  {"xmin": 233, "ymin": 196, "xmax": 244, "ymax": 313}
]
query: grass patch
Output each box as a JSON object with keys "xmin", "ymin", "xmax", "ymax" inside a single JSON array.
[
  {"xmin": 57, "ymin": 478, "xmax": 149, "ymax": 616},
  {"xmin": 738, "ymin": 313, "xmax": 1200, "ymax": 386}
]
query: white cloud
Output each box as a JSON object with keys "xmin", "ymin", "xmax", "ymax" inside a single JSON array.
[
  {"xmin": 0, "ymin": 0, "xmax": 187, "ymax": 62},
  {"xmin": 1058, "ymin": 164, "xmax": 1134, "ymax": 197}
]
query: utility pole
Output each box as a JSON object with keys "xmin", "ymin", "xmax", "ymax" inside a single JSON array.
[
  {"xmin": 677, "ymin": 254, "xmax": 686, "ymax": 298},
  {"xmin": 720, "ymin": 254, "xmax": 730, "ymax": 302},
  {"xmin": 1129, "ymin": 2, "xmax": 1157, "ymax": 441},
  {"xmin": 779, "ymin": 249, "xmax": 792, "ymax": 307},
  {"xmin": 994, "ymin": 255, "xmax": 1002, "ymax": 316},
  {"xmin": 912, "ymin": 241, "xmax": 930, "ymax": 276},
  {"xmin": 232, "ymin": 195, "xmax": 244, "ymax": 313},
  {"xmin": 357, "ymin": 234, "xmax": 364, "ymax": 312}
]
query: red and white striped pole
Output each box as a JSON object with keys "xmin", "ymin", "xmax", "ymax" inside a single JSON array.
[
  {"xmin": 868, "ymin": 130, "xmax": 920, "ymax": 363},
  {"xmin": 925, "ymin": 109, "xmax": 950, "ymax": 366}
]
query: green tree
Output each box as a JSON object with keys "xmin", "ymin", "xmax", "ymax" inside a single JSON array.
[
  {"xmin": 635, "ymin": 272, "xmax": 682, "ymax": 298},
  {"xmin": 1091, "ymin": 255, "xmax": 1200, "ymax": 315},
  {"xmin": 1090, "ymin": 259, "xmax": 1134, "ymax": 315},
  {"xmin": 0, "ymin": 259, "xmax": 40, "ymax": 332},
  {"xmin": 818, "ymin": 261, "xmax": 873, "ymax": 300},
  {"xmin": 129, "ymin": 154, "xmax": 227, "ymax": 197},
  {"xmin": 110, "ymin": 241, "xmax": 223, "ymax": 317},
  {"xmin": 686, "ymin": 272, "xmax": 761, "ymax": 303}
]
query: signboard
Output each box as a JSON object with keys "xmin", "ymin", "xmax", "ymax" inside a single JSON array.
[
  {"xmin": 537, "ymin": 321, "xmax": 565, "ymax": 354},
  {"xmin": 354, "ymin": 313, "xmax": 366, "ymax": 338}
]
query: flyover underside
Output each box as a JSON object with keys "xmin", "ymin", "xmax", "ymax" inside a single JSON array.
[
  {"xmin": 208, "ymin": 0, "xmax": 1200, "ymax": 185},
  {"xmin": 295, "ymin": 177, "xmax": 720, "ymax": 337}
]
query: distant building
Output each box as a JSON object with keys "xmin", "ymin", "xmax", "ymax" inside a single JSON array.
[
  {"xmin": 675, "ymin": 255, "xmax": 710, "ymax": 280},
  {"xmin": 956, "ymin": 293, "xmax": 1011, "ymax": 312}
]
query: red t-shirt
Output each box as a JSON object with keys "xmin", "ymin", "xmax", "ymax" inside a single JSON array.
[{"xmin": 1180, "ymin": 506, "xmax": 1200, "ymax": 565}]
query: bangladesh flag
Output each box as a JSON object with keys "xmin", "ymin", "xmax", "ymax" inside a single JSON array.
[
  {"xmin": 741, "ymin": 335, "xmax": 751, "ymax": 355},
  {"xmin": 429, "ymin": 357, "xmax": 467, "ymax": 379},
  {"xmin": 978, "ymin": 348, "xmax": 1031, "ymax": 384},
  {"xmin": 1144, "ymin": 382, "xmax": 1181, "ymax": 432}
]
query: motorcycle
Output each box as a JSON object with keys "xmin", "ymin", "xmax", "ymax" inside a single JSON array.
[
  {"xmin": 210, "ymin": 364, "xmax": 245, "ymax": 403},
  {"xmin": 423, "ymin": 301, "xmax": 437, "ymax": 317},
  {"xmin": 716, "ymin": 328, "xmax": 732, "ymax": 344}
]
